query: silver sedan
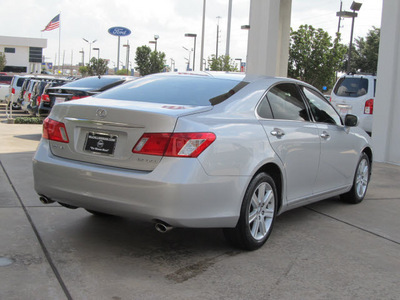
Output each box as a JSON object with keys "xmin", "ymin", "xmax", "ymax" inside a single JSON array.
[{"xmin": 33, "ymin": 72, "xmax": 372, "ymax": 250}]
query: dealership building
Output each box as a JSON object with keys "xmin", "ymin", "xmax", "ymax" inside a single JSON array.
[{"xmin": 0, "ymin": 35, "xmax": 47, "ymax": 74}]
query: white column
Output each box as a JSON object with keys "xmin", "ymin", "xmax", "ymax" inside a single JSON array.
[
  {"xmin": 372, "ymin": 0, "xmax": 400, "ymax": 164},
  {"xmin": 246, "ymin": 0, "xmax": 292, "ymax": 77}
]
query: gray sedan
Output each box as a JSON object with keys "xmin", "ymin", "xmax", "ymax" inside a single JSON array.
[{"xmin": 33, "ymin": 72, "xmax": 372, "ymax": 250}]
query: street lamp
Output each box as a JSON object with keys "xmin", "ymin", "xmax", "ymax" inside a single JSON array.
[
  {"xmin": 93, "ymin": 47, "xmax": 100, "ymax": 60},
  {"xmin": 184, "ymin": 33, "xmax": 197, "ymax": 71},
  {"xmin": 149, "ymin": 35, "xmax": 159, "ymax": 51},
  {"xmin": 82, "ymin": 38, "xmax": 97, "ymax": 62},
  {"xmin": 336, "ymin": 1, "xmax": 362, "ymax": 73},
  {"xmin": 123, "ymin": 42, "xmax": 130, "ymax": 75}
]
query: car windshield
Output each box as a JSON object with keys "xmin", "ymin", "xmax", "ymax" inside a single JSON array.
[
  {"xmin": 95, "ymin": 75, "xmax": 244, "ymax": 106},
  {"xmin": 61, "ymin": 77, "xmax": 125, "ymax": 89},
  {"xmin": 334, "ymin": 77, "xmax": 369, "ymax": 97}
]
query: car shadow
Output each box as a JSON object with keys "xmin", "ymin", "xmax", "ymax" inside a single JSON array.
[{"xmin": 14, "ymin": 134, "xmax": 42, "ymax": 141}]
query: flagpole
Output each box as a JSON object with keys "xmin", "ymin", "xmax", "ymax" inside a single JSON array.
[{"xmin": 58, "ymin": 12, "xmax": 61, "ymax": 75}]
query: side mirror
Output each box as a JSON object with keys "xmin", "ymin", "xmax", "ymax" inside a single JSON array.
[{"xmin": 344, "ymin": 114, "xmax": 359, "ymax": 127}]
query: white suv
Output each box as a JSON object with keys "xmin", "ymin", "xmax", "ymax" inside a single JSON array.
[{"xmin": 330, "ymin": 74, "xmax": 376, "ymax": 135}]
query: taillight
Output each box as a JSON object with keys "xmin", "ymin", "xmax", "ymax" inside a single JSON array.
[
  {"xmin": 12, "ymin": 88, "xmax": 15, "ymax": 94},
  {"xmin": 41, "ymin": 94, "xmax": 50, "ymax": 102},
  {"xmin": 37, "ymin": 96, "xmax": 41, "ymax": 106},
  {"xmin": 70, "ymin": 95, "xmax": 89, "ymax": 100},
  {"xmin": 42, "ymin": 118, "xmax": 69, "ymax": 143},
  {"xmin": 329, "ymin": 97, "xmax": 332, "ymax": 102},
  {"xmin": 28, "ymin": 93, "xmax": 32, "ymax": 101},
  {"xmin": 133, "ymin": 132, "xmax": 216, "ymax": 158},
  {"xmin": 364, "ymin": 99, "xmax": 374, "ymax": 114}
]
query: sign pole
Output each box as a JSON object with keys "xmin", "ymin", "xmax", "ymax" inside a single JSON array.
[{"xmin": 117, "ymin": 36, "xmax": 120, "ymax": 71}]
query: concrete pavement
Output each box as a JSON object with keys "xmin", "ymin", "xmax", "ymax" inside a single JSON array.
[{"xmin": 1, "ymin": 103, "xmax": 399, "ymax": 300}]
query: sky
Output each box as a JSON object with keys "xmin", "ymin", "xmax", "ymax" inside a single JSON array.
[{"xmin": 1, "ymin": 0, "xmax": 383, "ymax": 72}]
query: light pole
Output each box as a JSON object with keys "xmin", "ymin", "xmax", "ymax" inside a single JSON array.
[
  {"xmin": 149, "ymin": 40, "xmax": 156, "ymax": 51},
  {"xmin": 184, "ymin": 33, "xmax": 197, "ymax": 71},
  {"xmin": 123, "ymin": 42, "xmax": 130, "ymax": 75},
  {"xmin": 200, "ymin": 0, "xmax": 206, "ymax": 71},
  {"xmin": 79, "ymin": 49, "xmax": 84, "ymax": 66},
  {"xmin": 182, "ymin": 46, "xmax": 192, "ymax": 71},
  {"xmin": 336, "ymin": 1, "xmax": 362, "ymax": 73},
  {"xmin": 82, "ymin": 38, "xmax": 97, "ymax": 62},
  {"xmin": 216, "ymin": 16, "xmax": 221, "ymax": 58},
  {"xmin": 93, "ymin": 47, "xmax": 100, "ymax": 60}
]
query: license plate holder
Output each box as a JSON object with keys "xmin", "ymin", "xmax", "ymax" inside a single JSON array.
[
  {"xmin": 84, "ymin": 132, "xmax": 117, "ymax": 155},
  {"xmin": 54, "ymin": 97, "xmax": 65, "ymax": 105}
]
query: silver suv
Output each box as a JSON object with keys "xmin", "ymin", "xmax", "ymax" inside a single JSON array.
[{"xmin": 330, "ymin": 74, "xmax": 376, "ymax": 135}]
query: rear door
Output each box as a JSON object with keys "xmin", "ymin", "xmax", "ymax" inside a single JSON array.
[{"xmin": 257, "ymin": 83, "xmax": 320, "ymax": 203}]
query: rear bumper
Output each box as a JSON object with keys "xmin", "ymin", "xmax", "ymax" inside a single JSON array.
[{"xmin": 33, "ymin": 140, "xmax": 248, "ymax": 228}]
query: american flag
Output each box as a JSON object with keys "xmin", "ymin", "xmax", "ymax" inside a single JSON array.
[{"xmin": 42, "ymin": 14, "xmax": 60, "ymax": 31}]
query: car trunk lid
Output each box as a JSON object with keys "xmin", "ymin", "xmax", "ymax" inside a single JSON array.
[{"xmin": 48, "ymin": 98, "xmax": 212, "ymax": 171}]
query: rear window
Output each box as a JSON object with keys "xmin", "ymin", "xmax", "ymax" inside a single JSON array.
[
  {"xmin": 61, "ymin": 77, "xmax": 126, "ymax": 89},
  {"xmin": 95, "ymin": 75, "xmax": 244, "ymax": 106},
  {"xmin": 16, "ymin": 78, "xmax": 26, "ymax": 87},
  {"xmin": 334, "ymin": 77, "xmax": 369, "ymax": 97}
]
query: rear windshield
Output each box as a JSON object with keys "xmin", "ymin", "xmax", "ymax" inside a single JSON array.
[
  {"xmin": 17, "ymin": 78, "xmax": 26, "ymax": 87},
  {"xmin": 334, "ymin": 77, "xmax": 369, "ymax": 97},
  {"xmin": 95, "ymin": 75, "xmax": 244, "ymax": 106},
  {"xmin": 62, "ymin": 77, "xmax": 126, "ymax": 89}
]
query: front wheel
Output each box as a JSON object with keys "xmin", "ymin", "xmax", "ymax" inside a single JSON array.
[
  {"xmin": 224, "ymin": 173, "xmax": 277, "ymax": 250},
  {"xmin": 341, "ymin": 153, "xmax": 370, "ymax": 204}
]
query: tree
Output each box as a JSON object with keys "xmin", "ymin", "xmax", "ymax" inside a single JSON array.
[
  {"xmin": 345, "ymin": 27, "xmax": 380, "ymax": 74},
  {"xmin": 135, "ymin": 45, "xmax": 166, "ymax": 76},
  {"xmin": 116, "ymin": 69, "xmax": 129, "ymax": 75},
  {"xmin": 87, "ymin": 57, "xmax": 108, "ymax": 76},
  {"xmin": 79, "ymin": 66, "xmax": 89, "ymax": 77},
  {"xmin": 0, "ymin": 52, "xmax": 6, "ymax": 71},
  {"xmin": 208, "ymin": 55, "xmax": 238, "ymax": 71},
  {"xmin": 288, "ymin": 25, "xmax": 347, "ymax": 90}
]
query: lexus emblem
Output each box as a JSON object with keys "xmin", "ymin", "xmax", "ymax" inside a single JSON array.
[{"xmin": 96, "ymin": 108, "xmax": 107, "ymax": 119}]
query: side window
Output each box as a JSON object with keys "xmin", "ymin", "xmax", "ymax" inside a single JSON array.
[
  {"xmin": 257, "ymin": 96, "xmax": 273, "ymax": 119},
  {"xmin": 266, "ymin": 83, "xmax": 310, "ymax": 121},
  {"xmin": 301, "ymin": 86, "xmax": 342, "ymax": 125}
]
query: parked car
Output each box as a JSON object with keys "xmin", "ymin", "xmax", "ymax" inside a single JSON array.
[
  {"xmin": 20, "ymin": 79, "xmax": 40, "ymax": 112},
  {"xmin": 37, "ymin": 75, "xmax": 134, "ymax": 117},
  {"xmin": 6, "ymin": 75, "xmax": 32, "ymax": 110},
  {"xmin": 330, "ymin": 73, "xmax": 377, "ymax": 135},
  {"xmin": 0, "ymin": 75, "xmax": 13, "ymax": 103},
  {"xmin": 33, "ymin": 72, "xmax": 372, "ymax": 250},
  {"xmin": 27, "ymin": 78, "xmax": 71, "ymax": 116}
]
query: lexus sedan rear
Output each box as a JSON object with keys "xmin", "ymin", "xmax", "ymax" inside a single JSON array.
[{"xmin": 33, "ymin": 72, "xmax": 372, "ymax": 250}]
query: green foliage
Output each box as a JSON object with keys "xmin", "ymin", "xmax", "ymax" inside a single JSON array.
[
  {"xmin": 0, "ymin": 52, "xmax": 6, "ymax": 71},
  {"xmin": 345, "ymin": 27, "xmax": 380, "ymax": 74},
  {"xmin": 135, "ymin": 45, "xmax": 166, "ymax": 76},
  {"xmin": 14, "ymin": 117, "xmax": 44, "ymax": 124},
  {"xmin": 87, "ymin": 57, "xmax": 108, "ymax": 76},
  {"xmin": 116, "ymin": 69, "xmax": 129, "ymax": 75},
  {"xmin": 208, "ymin": 55, "xmax": 238, "ymax": 71},
  {"xmin": 288, "ymin": 25, "xmax": 347, "ymax": 90},
  {"xmin": 79, "ymin": 66, "xmax": 89, "ymax": 77}
]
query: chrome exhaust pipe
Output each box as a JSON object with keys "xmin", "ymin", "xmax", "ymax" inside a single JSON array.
[
  {"xmin": 39, "ymin": 195, "xmax": 54, "ymax": 204},
  {"xmin": 155, "ymin": 222, "xmax": 173, "ymax": 233}
]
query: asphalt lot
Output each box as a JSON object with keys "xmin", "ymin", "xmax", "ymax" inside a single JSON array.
[{"xmin": 1, "ymin": 103, "xmax": 399, "ymax": 300}]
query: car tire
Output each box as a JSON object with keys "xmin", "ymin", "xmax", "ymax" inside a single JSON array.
[
  {"xmin": 8, "ymin": 102, "xmax": 21, "ymax": 110},
  {"xmin": 224, "ymin": 172, "xmax": 277, "ymax": 250},
  {"xmin": 341, "ymin": 153, "xmax": 370, "ymax": 204}
]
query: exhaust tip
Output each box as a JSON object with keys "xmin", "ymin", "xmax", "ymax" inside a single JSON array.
[
  {"xmin": 39, "ymin": 195, "xmax": 54, "ymax": 204},
  {"xmin": 155, "ymin": 221, "xmax": 173, "ymax": 233}
]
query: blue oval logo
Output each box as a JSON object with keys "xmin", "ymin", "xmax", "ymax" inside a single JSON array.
[{"xmin": 108, "ymin": 27, "xmax": 131, "ymax": 37}]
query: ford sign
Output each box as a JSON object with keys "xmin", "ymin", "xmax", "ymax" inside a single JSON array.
[{"xmin": 108, "ymin": 27, "xmax": 131, "ymax": 37}]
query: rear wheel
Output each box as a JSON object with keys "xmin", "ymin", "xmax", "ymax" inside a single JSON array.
[
  {"xmin": 341, "ymin": 153, "xmax": 370, "ymax": 204},
  {"xmin": 224, "ymin": 173, "xmax": 277, "ymax": 250}
]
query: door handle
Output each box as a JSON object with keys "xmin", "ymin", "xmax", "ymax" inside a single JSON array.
[
  {"xmin": 271, "ymin": 128, "xmax": 285, "ymax": 137},
  {"xmin": 320, "ymin": 131, "xmax": 330, "ymax": 139}
]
